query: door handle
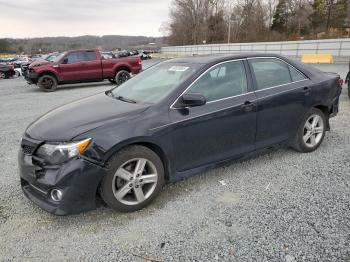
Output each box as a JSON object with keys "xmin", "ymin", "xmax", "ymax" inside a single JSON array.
[
  {"xmin": 301, "ymin": 86, "xmax": 311, "ymax": 95},
  {"xmin": 241, "ymin": 101, "xmax": 254, "ymax": 112}
]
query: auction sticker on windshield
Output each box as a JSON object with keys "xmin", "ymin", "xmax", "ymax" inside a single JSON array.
[{"xmin": 169, "ymin": 66, "xmax": 189, "ymax": 72}]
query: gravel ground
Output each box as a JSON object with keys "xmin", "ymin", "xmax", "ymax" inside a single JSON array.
[{"xmin": 0, "ymin": 61, "xmax": 349, "ymax": 261}]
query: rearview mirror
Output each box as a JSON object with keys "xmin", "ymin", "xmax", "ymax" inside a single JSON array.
[
  {"xmin": 61, "ymin": 57, "xmax": 68, "ymax": 64},
  {"xmin": 178, "ymin": 93, "xmax": 206, "ymax": 108}
]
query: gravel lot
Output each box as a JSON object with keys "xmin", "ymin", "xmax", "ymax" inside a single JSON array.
[{"xmin": 0, "ymin": 61, "xmax": 349, "ymax": 261}]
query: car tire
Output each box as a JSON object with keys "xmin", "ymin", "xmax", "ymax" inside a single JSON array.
[
  {"xmin": 115, "ymin": 70, "xmax": 131, "ymax": 86},
  {"xmin": 100, "ymin": 145, "xmax": 164, "ymax": 212},
  {"xmin": 38, "ymin": 75, "xmax": 57, "ymax": 92},
  {"xmin": 0, "ymin": 72, "xmax": 6, "ymax": 79},
  {"xmin": 292, "ymin": 108, "xmax": 326, "ymax": 153}
]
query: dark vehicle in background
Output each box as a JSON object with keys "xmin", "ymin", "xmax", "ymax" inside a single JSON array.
[
  {"xmin": 13, "ymin": 57, "xmax": 30, "ymax": 68},
  {"xmin": 139, "ymin": 51, "xmax": 152, "ymax": 60},
  {"xmin": 18, "ymin": 54, "xmax": 342, "ymax": 215},
  {"xmin": 115, "ymin": 50, "xmax": 130, "ymax": 58},
  {"xmin": 24, "ymin": 49, "xmax": 142, "ymax": 91},
  {"xmin": 0, "ymin": 63, "xmax": 15, "ymax": 79},
  {"xmin": 101, "ymin": 51, "xmax": 117, "ymax": 60}
]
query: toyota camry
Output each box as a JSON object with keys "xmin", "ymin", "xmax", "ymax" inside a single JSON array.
[{"xmin": 18, "ymin": 54, "xmax": 342, "ymax": 215}]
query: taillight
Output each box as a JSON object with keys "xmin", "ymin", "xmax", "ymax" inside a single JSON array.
[
  {"xmin": 338, "ymin": 78, "xmax": 344, "ymax": 87},
  {"xmin": 138, "ymin": 59, "xmax": 142, "ymax": 66}
]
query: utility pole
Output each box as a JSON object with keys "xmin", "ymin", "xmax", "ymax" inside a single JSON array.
[
  {"xmin": 228, "ymin": 19, "xmax": 231, "ymax": 44},
  {"xmin": 227, "ymin": 1, "xmax": 233, "ymax": 44}
]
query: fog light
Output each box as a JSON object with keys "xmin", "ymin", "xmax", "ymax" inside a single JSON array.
[{"xmin": 50, "ymin": 189, "xmax": 63, "ymax": 202}]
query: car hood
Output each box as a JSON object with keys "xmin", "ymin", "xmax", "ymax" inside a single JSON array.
[
  {"xmin": 29, "ymin": 60, "xmax": 51, "ymax": 68},
  {"xmin": 26, "ymin": 93, "xmax": 150, "ymax": 141}
]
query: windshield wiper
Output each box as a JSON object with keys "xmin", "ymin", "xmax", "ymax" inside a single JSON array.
[{"xmin": 105, "ymin": 90, "xmax": 136, "ymax": 103}]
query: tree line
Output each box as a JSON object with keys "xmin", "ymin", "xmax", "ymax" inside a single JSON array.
[
  {"xmin": 165, "ymin": 0, "xmax": 350, "ymax": 45},
  {"xmin": 0, "ymin": 35, "xmax": 163, "ymax": 54}
]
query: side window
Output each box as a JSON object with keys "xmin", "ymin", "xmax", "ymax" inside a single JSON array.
[
  {"xmin": 66, "ymin": 52, "xmax": 86, "ymax": 64},
  {"xmin": 84, "ymin": 51, "xmax": 97, "ymax": 61},
  {"xmin": 250, "ymin": 58, "xmax": 292, "ymax": 90},
  {"xmin": 186, "ymin": 60, "xmax": 248, "ymax": 102},
  {"xmin": 289, "ymin": 66, "xmax": 307, "ymax": 82}
]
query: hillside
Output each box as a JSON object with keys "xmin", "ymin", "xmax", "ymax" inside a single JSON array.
[{"xmin": 0, "ymin": 35, "xmax": 165, "ymax": 54}]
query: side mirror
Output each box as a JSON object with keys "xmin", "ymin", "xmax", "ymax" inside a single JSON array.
[
  {"xmin": 178, "ymin": 93, "xmax": 206, "ymax": 108},
  {"xmin": 61, "ymin": 57, "xmax": 68, "ymax": 64}
]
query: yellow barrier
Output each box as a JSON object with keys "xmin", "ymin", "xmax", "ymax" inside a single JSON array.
[{"xmin": 301, "ymin": 54, "xmax": 334, "ymax": 64}]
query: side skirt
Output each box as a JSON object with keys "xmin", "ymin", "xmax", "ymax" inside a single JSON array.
[{"xmin": 169, "ymin": 144, "xmax": 283, "ymax": 183}]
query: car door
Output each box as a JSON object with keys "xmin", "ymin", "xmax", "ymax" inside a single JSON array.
[
  {"xmin": 248, "ymin": 57, "xmax": 312, "ymax": 149},
  {"xmin": 169, "ymin": 60, "xmax": 257, "ymax": 172},
  {"xmin": 58, "ymin": 51, "xmax": 87, "ymax": 82},
  {"xmin": 82, "ymin": 50, "xmax": 103, "ymax": 80},
  {"xmin": 58, "ymin": 51, "xmax": 102, "ymax": 82}
]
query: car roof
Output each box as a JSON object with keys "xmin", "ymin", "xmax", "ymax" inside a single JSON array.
[
  {"xmin": 166, "ymin": 53, "xmax": 323, "ymax": 78},
  {"xmin": 168, "ymin": 53, "xmax": 288, "ymax": 64}
]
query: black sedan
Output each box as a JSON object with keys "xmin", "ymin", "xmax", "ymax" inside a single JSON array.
[
  {"xmin": 0, "ymin": 63, "xmax": 15, "ymax": 79},
  {"xmin": 18, "ymin": 54, "xmax": 342, "ymax": 215}
]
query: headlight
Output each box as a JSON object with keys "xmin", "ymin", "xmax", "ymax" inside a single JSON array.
[{"xmin": 36, "ymin": 138, "xmax": 91, "ymax": 165}]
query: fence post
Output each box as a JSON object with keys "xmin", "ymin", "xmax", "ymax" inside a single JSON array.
[
  {"xmin": 296, "ymin": 43, "xmax": 300, "ymax": 57},
  {"xmin": 339, "ymin": 40, "xmax": 343, "ymax": 57}
]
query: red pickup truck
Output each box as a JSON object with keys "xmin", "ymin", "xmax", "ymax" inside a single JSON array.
[{"xmin": 25, "ymin": 49, "xmax": 142, "ymax": 92}]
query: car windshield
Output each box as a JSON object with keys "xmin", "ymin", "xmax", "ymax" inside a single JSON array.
[
  {"xmin": 111, "ymin": 62, "xmax": 200, "ymax": 104},
  {"xmin": 51, "ymin": 53, "xmax": 65, "ymax": 63}
]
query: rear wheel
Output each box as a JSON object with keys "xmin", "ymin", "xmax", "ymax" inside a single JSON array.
[
  {"xmin": 0, "ymin": 72, "xmax": 5, "ymax": 79},
  {"xmin": 115, "ymin": 70, "xmax": 131, "ymax": 86},
  {"xmin": 38, "ymin": 75, "xmax": 57, "ymax": 92},
  {"xmin": 292, "ymin": 108, "xmax": 326, "ymax": 153},
  {"xmin": 100, "ymin": 145, "xmax": 164, "ymax": 212}
]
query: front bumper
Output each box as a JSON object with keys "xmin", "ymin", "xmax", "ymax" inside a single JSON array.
[
  {"xmin": 24, "ymin": 71, "xmax": 39, "ymax": 84},
  {"xmin": 18, "ymin": 140, "xmax": 106, "ymax": 215}
]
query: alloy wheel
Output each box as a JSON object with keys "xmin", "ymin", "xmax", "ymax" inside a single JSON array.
[
  {"xmin": 40, "ymin": 77, "xmax": 54, "ymax": 89},
  {"xmin": 303, "ymin": 114, "xmax": 324, "ymax": 148},
  {"xmin": 117, "ymin": 71, "xmax": 130, "ymax": 84},
  {"xmin": 112, "ymin": 158, "xmax": 158, "ymax": 205}
]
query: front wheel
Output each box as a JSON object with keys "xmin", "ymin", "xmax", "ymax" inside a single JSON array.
[
  {"xmin": 38, "ymin": 75, "xmax": 57, "ymax": 92},
  {"xmin": 292, "ymin": 108, "xmax": 326, "ymax": 153},
  {"xmin": 100, "ymin": 145, "xmax": 164, "ymax": 212}
]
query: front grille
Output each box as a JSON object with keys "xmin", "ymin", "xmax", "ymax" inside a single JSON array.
[
  {"xmin": 21, "ymin": 136, "xmax": 41, "ymax": 155},
  {"xmin": 21, "ymin": 144, "xmax": 35, "ymax": 155}
]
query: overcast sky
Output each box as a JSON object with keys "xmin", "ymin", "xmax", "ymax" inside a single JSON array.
[{"xmin": 0, "ymin": 0, "xmax": 172, "ymax": 38}]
